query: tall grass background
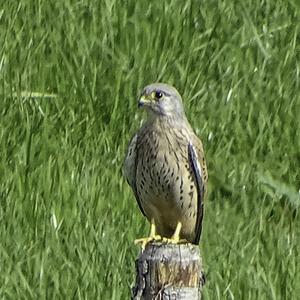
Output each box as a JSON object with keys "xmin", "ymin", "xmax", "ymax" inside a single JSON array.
[{"xmin": 1, "ymin": 1, "xmax": 299, "ymax": 299}]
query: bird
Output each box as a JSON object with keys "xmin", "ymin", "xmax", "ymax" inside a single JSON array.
[{"xmin": 124, "ymin": 83, "xmax": 208, "ymax": 247}]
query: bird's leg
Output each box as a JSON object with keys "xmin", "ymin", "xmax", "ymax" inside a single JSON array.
[
  {"xmin": 163, "ymin": 222, "xmax": 187, "ymax": 244},
  {"xmin": 134, "ymin": 219, "xmax": 162, "ymax": 249},
  {"xmin": 172, "ymin": 221, "xmax": 182, "ymax": 243}
]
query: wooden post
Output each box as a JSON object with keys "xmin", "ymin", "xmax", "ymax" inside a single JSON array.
[{"xmin": 132, "ymin": 242, "xmax": 204, "ymax": 300}]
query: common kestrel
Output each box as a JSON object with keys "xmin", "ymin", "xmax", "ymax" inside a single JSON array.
[{"xmin": 124, "ymin": 83, "xmax": 208, "ymax": 246}]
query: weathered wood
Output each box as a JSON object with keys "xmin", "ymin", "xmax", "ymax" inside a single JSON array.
[{"xmin": 132, "ymin": 242, "xmax": 204, "ymax": 300}]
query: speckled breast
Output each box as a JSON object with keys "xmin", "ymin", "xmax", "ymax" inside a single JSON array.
[{"xmin": 135, "ymin": 124, "xmax": 198, "ymax": 240}]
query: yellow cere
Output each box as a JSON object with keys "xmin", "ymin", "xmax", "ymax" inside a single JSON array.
[{"xmin": 151, "ymin": 91, "xmax": 157, "ymax": 100}]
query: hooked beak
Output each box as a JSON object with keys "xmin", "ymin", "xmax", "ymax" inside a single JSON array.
[{"xmin": 138, "ymin": 95, "xmax": 152, "ymax": 108}]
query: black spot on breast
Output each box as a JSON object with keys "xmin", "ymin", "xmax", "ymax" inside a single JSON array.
[
  {"xmin": 149, "ymin": 172, "xmax": 154, "ymax": 181},
  {"xmin": 180, "ymin": 179, "xmax": 184, "ymax": 194},
  {"xmin": 164, "ymin": 153, "xmax": 168, "ymax": 162}
]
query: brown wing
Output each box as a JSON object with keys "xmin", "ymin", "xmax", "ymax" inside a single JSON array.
[
  {"xmin": 188, "ymin": 134, "xmax": 208, "ymax": 244},
  {"xmin": 124, "ymin": 134, "xmax": 146, "ymax": 216}
]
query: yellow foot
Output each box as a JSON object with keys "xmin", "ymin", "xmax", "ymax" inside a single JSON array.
[
  {"xmin": 134, "ymin": 222, "xmax": 162, "ymax": 249},
  {"xmin": 162, "ymin": 237, "xmax": 188, "ymax": 244},
  {"xmin": 162, "ymin": 222, "xmax": 187, "ymax": 244},
  {"xmin": 134, "ymin": 235, "xmax": 162, "ymax": 249}
]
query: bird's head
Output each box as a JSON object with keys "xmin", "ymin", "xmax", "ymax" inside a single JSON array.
[{"xmin": 138, "ymin": 83, "xmax": 185, "ymax": 118}]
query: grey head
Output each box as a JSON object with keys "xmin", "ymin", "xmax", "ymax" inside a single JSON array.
[{"xmin": 138, "ymin": 83, "xmax": 185, "ymax": 118}]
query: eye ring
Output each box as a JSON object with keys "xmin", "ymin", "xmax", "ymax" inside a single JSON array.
[{"xmin": 155, "ymin": 91, "xmax": 163, "ymax": 99}]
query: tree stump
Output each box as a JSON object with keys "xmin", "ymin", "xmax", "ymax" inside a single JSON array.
[{"xmin": 132, "ymin": 242, "xmax": 204, "ymax": 300}]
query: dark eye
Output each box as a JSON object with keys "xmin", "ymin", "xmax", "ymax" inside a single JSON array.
[{"xmin": 155, "ymin": 91, "xmax": 163, "ymax": 99}]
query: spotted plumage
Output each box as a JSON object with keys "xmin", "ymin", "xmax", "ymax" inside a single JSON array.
[{"xmin": 124, "ymin": 83, "xmax": 208, "ymax": 244}]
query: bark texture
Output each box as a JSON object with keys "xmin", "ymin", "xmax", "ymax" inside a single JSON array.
[{"xmin": 132, "ymin": 242, "xmax": 204, "ymax": 300}]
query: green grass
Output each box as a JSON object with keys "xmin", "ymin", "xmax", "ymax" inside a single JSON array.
[{"xmin": 1, "ymin": 0, "xmax": 300, "ymax": 299}]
